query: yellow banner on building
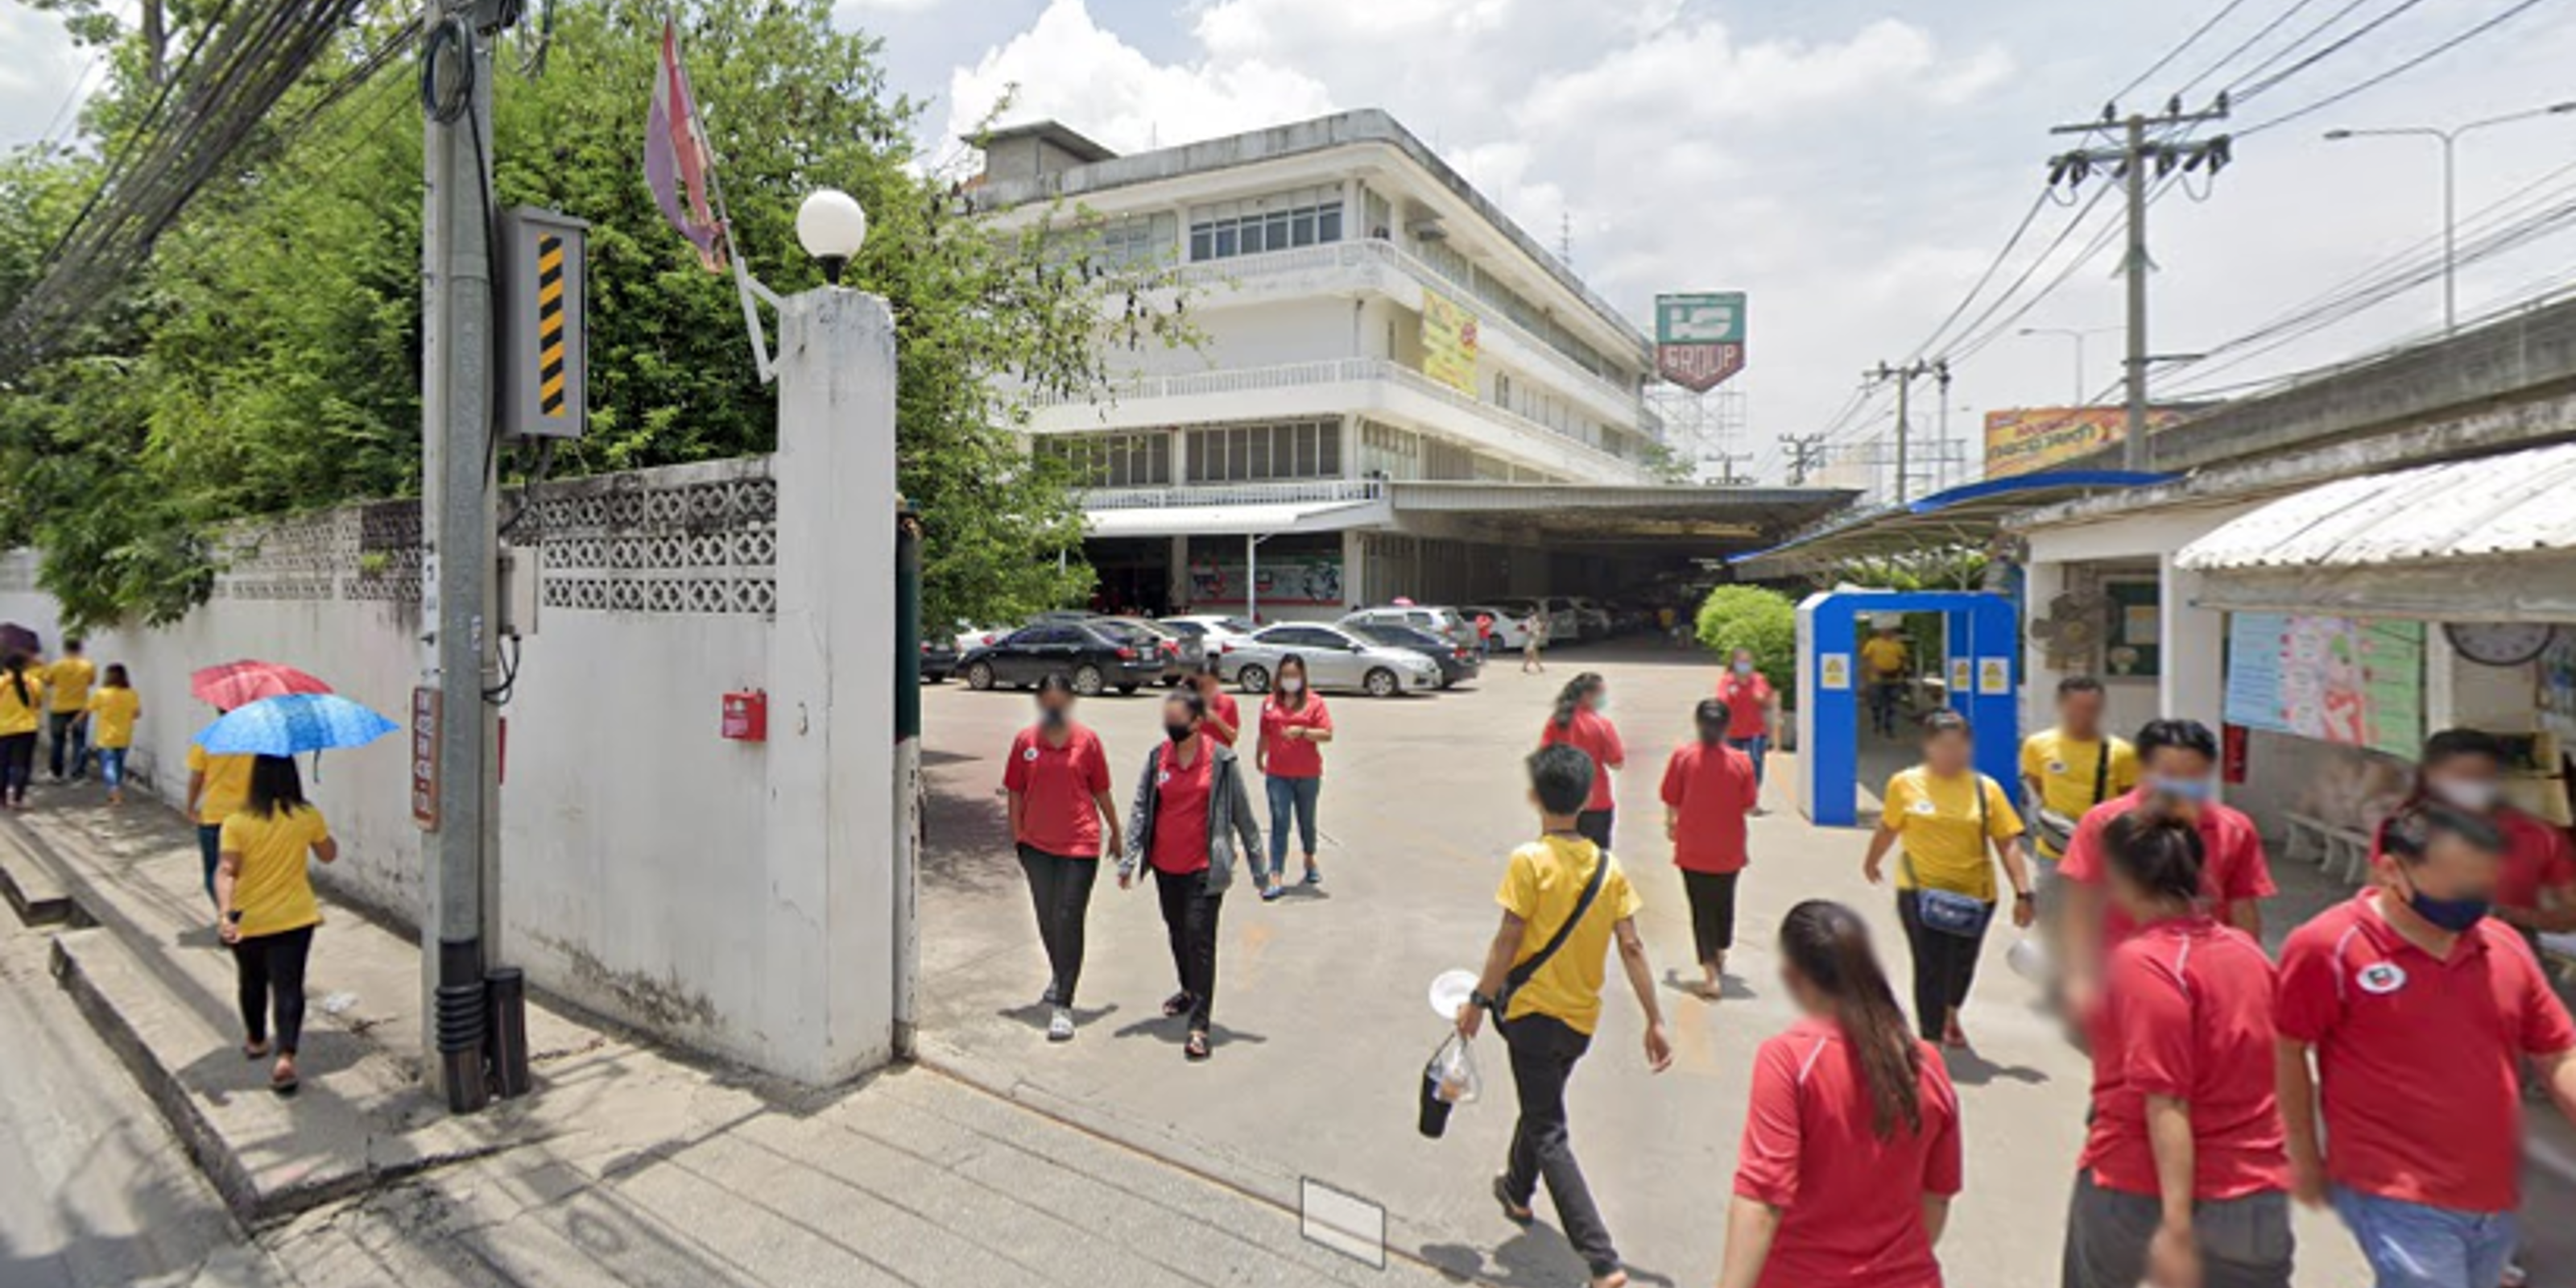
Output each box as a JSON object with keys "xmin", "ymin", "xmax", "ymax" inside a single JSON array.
[
  {"xmin": 1983, "ymin": 406, "xmax": 2185, "ymax": 477},
  {"xmin": 1422, "ymin": 291, "xmax": 1480, "ymax": 396}
]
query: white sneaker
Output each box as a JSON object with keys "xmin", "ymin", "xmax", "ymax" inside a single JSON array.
[{"xmin": 1047, "ymin": 1008, "xmax": 1075, "ymax": 1042}]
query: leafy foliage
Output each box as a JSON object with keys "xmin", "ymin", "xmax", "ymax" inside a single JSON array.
[
  {"xmin": 0, "ymin": 0, "xmax": 1191, "ymax": 631},
  {"xmin": 1694, "ymin": 584, "xmax": 1799, "ymax": 707}
]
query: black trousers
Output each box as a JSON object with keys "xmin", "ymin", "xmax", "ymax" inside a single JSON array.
[
  {"xmin": 233, "ymin": 925, "xmax": 316, "ymax": 1054},
  {"xmin": 1500, "ymin": 1013, "xmax": 1619, "ymax": 1278},
  {"xmin": 0, "ymin": 731, "xmax": 34, "ymax": 802},
  {"xmin": 1152, "ymin": 867, "xmax": 1222, "ymax": 1033},
  {"xmin": 1896, "ymin": 889, "xmax": 1991, "ymax": 1042},
  {"xmin": 1575, "ymin": 809, "xmax": 1615, "ymax": 851},
  {"xmin": 45, "ymin": 710, "xmax": 82, "ymax": 779},
  {"xmin": 1682, "ymin": 869, "xmax": 1742, "ymax": 964},
  {"xmin": 1017, "ymin": 844, "xmax": 1099, "ymax": 1008}
]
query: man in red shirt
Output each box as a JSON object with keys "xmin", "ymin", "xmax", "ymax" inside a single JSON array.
[
  {"xmin": 2276, "ymin": 803, "xmax": 2576, "ymax": 1288},
  {"xmin": 1540, "ymin": 673, "xmax": 1625, "ymax": 849},
  {"xmin": 1663, "ymin": 699, "xmax": 1758, "ymax": 999},
  {"xmin": 1714, "ymin": 648, "xmax": 1780, "ymax": 806},
  {"xmin": 2059, "ymin": 719, "xmax": 2275, "ymax": 1013},
  {"xmin": 2381, "ymin": 729, "xmax": 2576, "ymax": 957}
]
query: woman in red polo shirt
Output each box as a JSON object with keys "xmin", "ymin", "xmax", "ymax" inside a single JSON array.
[
  {"xmin": 2063, "ymin": 810, "xmax": 2291, "ymax": 1288},
  {"xmin": 1255, "ymin": 653, "xmax": 1333, "ymax": 899},
  {"xmin": 1003, "ymin": 674, "xmax": 1123, "ymax": 1044},
  {"xmin": 1662, "ymin": 698, "xmax": 1759, "ymax": 999},
  {"xmin": 1118, "ymin": 688, "xmax": 1262, "ymax": 1062},
  {"xmin": 1541, "ymin": 673, "xmax": 1626, "ymax": 850},
  {"xmin": 1189, "ymin": 661, "xmax": 1241, "ymax": 748},
  {"xmin": 1720, "ymin": 899, "xmax": 1962, "ymax": 1288},
  {"xmin": 1715, "ymin": 648, "xmax": 1780, "ymax": 804}
]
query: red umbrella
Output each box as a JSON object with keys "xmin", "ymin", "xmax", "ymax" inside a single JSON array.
[{"xmin": 192, "ymin": 660, "xmax": 333, "ymax": 710}]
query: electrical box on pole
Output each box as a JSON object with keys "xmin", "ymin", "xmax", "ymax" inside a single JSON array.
[{"xmin": 497, "ymin": 206, "xmax": 589, "ymax": 439}]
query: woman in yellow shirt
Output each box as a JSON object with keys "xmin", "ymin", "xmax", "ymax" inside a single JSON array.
[
  {"xmin": 214, "ymin": 755, "xmax": 338, "ymax": 1094},
  {"xmin": 1862, "ymin": 710, "xmax": 2033, "ymax": 1049},
  {"xmin": 0, "ymin": 652, "xmax": 46, "ymax": 810},
  {"xmin": 85, "ymin": 664, "xmax": 143, "ymax": 805}
]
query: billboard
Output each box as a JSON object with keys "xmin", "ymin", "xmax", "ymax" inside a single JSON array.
[
  {"xmin": 1655, "ymin": 292, "xmax": 1746, "ymax": 392},
  {"xmin": 1982, "ymin": 405, "xmax": 2185, "ymax": 477},
  {"xmin": 1187, "ymin": 552, "xmax": 1344, "ymax": 607},
  {"xmin": 2223, "ymin": 613, "xmax": 2425, "ymax": 759},
  {"xmin": 1421, "ymin": 291, "xmax": 1480, "ymax": 396}
]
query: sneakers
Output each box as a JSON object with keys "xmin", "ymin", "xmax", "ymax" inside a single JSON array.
[{"xmin": 1046, "ymin": 1008, "xmax": 1075, "ymax": 1042}]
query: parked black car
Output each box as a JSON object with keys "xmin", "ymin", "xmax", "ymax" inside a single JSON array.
[
  {"xmin": 960, "ymin": 621, "xmax": 1165, "ymax": 695},
  {"xmin": 1346, "ymin": 622, "xmax": 1482, "ymax": 689},
  {"xmin": 920, "ymin": 637, "xmax": 959, "ymax": 682}
]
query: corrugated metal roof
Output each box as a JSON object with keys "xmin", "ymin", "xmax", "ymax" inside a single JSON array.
[{"xmin": 2175, "ymin": 442, "xmax": 2576, "ymax": 571}]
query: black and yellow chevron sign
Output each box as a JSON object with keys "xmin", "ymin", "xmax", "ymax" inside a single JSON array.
[{"xmin": 536, "ymin": 234, "xmax": 568, "ymax": 420}]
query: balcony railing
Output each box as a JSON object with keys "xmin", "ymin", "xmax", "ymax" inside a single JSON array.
[{"xmin": 1081, "ymin": 480, "xmax": 1385, "ymax": 511}]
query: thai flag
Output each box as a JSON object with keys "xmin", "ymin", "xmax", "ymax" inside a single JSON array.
[{"xmin": 645, "ymin": 19, "xmax": 726, "ymax": 271}]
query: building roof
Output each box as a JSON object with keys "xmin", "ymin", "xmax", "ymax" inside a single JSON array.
[
  {"xmin": 970, "ymin": 109, "xmax": 1650, "ymax": 358},
  {"xmin": 975, "ymin": 120, "xmax": 1119, "ymax": 165},
  {"xmin": 1084, "ymin": 494, "xmax": 1394, "ymax": 539},
  {"xmin": 1728, "ymin": 470, "xmax": 2174, "ymax": 580},
  {"xmin": 2177, "ymin": 441, "xmax": 2576, "ymax": 573}
]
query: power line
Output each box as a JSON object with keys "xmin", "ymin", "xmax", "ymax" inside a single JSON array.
[
  {"xmin": 2174, "ymin": 0, "xmax": 2325, "ymax": 97},
  {"xmin": 2231, "ymin": 0, "xmax": 2433, "ymax": 100},
  {"xmin": 2110, "ymin": 0, "xmax": 2252, "ymax": 107},
  {"xmin": 2238, "ymin": 0, "xmax": 2558, "ymax": 136}
]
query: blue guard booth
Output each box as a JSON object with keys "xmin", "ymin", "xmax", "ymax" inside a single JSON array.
[{"xmin": 1796, "ymin": 590, "xmax": 2020, "ymax": 826}]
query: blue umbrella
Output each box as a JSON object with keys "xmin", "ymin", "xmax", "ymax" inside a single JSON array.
[{"xmin": 195, "ymin": 694, "xmax": 399, "ymax": 757}]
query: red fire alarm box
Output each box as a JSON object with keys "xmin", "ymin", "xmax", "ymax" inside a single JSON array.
[{"xmin": 722, "ymin": 690, "xmax": 767, "ymax": 742}]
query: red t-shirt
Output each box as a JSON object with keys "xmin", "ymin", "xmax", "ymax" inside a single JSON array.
[
  {"xmin": 1002, "ymin": 725, "xmax": 1112, "ymax": 858},
  {"xmin": 2058, "ymin": 789, "xmax": 2276, "ymax": 949},
  {"xmin": 1147, "ymin": 743, "xmax": 1215, "ymax": 876},
  {"xmin": 1733, "ymin": 1017, "xmax": 1962, "ymax": 1288},
  {"xmin": 2496, "ymin": 808, "xmax": 2576, "ymax": 911},
  {"xmin": 1259, "ymin": 694, "xmax": 1332, "ymax": 779},
  {"xmin": 1540, "ymin": 708, "xmax": 1626, "ymax": 813},
  {"xmin": 1714, "ymin": 673, "xmax": 1775, "ymax": 739},
  {"xmin": 2079, "ymin": 917, "xmax": 2289, "ymax": 1199},
  {"xmin": 2275, "ymin": 890, "xmax": 2576, "ymax": 1212},
  {"xmin": 1200, "ymin": 690, "xmax": 1243, "ymax": 748},
  {"xmin": 1660, "ymin": 741, "xmax": 1756, "ymax": 874}
]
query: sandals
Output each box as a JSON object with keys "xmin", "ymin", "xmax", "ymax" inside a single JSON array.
[
  {"xmin": 270, "ymin": 1058, "xmax": 300, "ymax": 1095},
  {"xmin": 1160, "ymin": 991, "xmax": 1197, "ymax": 1020},
  {"xmin": 1491, "ymin": 1174, "xmax": 1533, "ymax": 1226},
  {"xmin": 1184, "ymin": 1031, "xmax": 1211, "ymax": 1062},
  {"xmin": 242, "ymin": 1039, "xmax": 271, "ymax": 1060}
]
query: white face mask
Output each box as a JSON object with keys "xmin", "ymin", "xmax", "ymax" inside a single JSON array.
[
  {"xmin": 1280, "ymin": 677, "xmax": 1305, "ymax": 694},
  {"xmin": 2431, "ymin": 777, "xmax": 2504, "ymax": 811}
]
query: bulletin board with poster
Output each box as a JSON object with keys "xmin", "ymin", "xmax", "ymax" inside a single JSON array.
[
  {"xmin": 2222, "ymin": 612, "xmax": 2425, "ymax": 759},
  {"xmin": 2103, "ymin": 579, "xmax": 2160, "ymax": 678}
]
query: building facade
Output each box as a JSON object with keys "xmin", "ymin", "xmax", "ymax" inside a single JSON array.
[{"xmin": 971, "ymin": 112, "xmax": 1697, "ymax": 619}]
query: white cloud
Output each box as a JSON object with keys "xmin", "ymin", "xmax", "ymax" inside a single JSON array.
[
  {"xmin": 942, "ymin": 0, "xmax": 1332, "ymax": 155},
  {"xmin": 0, "ymin": 8, "xmax": 100, "ymax": 153}
]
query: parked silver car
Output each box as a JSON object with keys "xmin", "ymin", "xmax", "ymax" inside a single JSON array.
[
  {"xmin": 1338, "ymin": 605, "xmax": 1477, "ymax": 649},
  {"xmin": 1215, "ymin": 623, "xmax": 1442, "ymax": 698}
]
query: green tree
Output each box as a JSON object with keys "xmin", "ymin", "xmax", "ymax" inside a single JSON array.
[{"xmin": 1694, "ymin": 584, "xmax": 1799, "ymax": 707}]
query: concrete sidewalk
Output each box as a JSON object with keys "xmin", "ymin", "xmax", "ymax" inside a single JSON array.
[{"xmin": 1, "ymin": 784, "xmax": 1464, "ymax": 1286}]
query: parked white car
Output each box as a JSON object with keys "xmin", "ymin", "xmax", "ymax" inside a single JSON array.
[
  {"xmin": 1569, "ymin": 597, "xmax": 1615, "ymax": 638},
  {"xmin": 953, "ymin": 622, "xmax": 1012, "ymax": 653},
  {"xmin": 1215, "ymin": 623, "xmax": 1442, "ymax": 698},
  {"xmin": 1458, "ymin": 605, "xmax": 1533, "ymax": 650},
  {"xmin": 1524, "ymin": 597, "xmax": 1584, "ymax": 643},
  {"xmin": 1159, "ymin": 615, "xmax": 1258, "ymax": 650}
]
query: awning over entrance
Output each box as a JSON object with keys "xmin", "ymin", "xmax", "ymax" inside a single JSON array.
[
  {"xmin": 2175, "ymin": 441, "xmax": 2576, "ymax": 619},
  {"xmin": 1728, "ymin": 470, "xmax": 2173, "ymax": 580},
  {"xmin": 1083, "ymin": 495, "xmax": 1394, "ymax": 540}
]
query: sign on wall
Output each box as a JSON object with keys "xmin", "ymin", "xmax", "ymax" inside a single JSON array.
[
  {"xmin": 1421, "ymin": 292, "xmax": 1480, "ymax": 396},
  {"xmin": 1983, "ymin": 406, "xmax": 2186, "ymax": 477},
  {"xmin": 2223, "ymin": 612, "xmax": 2425, "ymax": 759},
  {"xmin": 1187, "ymin": 552, "xmax": 1345, "ymax": 607},
  {"xmin": 1654, "ymin": 292, "xmax": 1747, "ymax": 392}
]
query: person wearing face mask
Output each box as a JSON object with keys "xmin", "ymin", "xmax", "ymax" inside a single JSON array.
[
  {"xmin": 2275, "ymin": 803, "xmax": 2576, "ymax": 1288},
  {"xmin": 1254, "ymin": 653, "xmax": 1333, "ymax": 899},
  {"xmin": 1661, "ymin": 699, "xmax": 1760, "ymax": 999},
  {"xmin": 2057, "ymin": 719, "xmax": 2275, "ymax": 1018},
  {"xmin": 1189, "ymin": 660, "xmax": 1241, "ymax": 748},
  {"xmin": 2381, "ymin": 729, "xmax": 2576, "ymax": 962},
  {"xmin": 1714, "ymin": 648, "xmax": 1780, "ymax": 807},
  {"xmin": 1863, "ymin": 710, "xmax": 2033, "ymax": 1048},
  {"xmin": 1003, "ymin": 673, "xmax": 1123, "ymax": 1043},
  {"xmin": 1541, "ymin": 673, "xmax": 1626, "ymax": 849},
  {"xmin": 1118, "ymin": 688, "xmax": 1261, "ymax": 1062}
]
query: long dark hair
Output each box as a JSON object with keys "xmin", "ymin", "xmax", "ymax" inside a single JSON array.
[
  {"xmin": 1779, "ymin": 900, "xmax": 1925, "ymax": 1138},
  {"xmin": 1274, "ymin": 653, "xmax": 1310, "ymax": 710},
  {"xmin": 1552, "ymin": 672, "xmax": 1605, "ymax": 729},
  {"xmin": 1, "ymin": 652, "xmax": 27, "ymax": 710},
  {"xmin": 246, "ymin": 755, "xmax": 311, "ymax": 820},
  {"xmin": 103, "ymin": 663, "xmax": 130, "ymax": 689},
  {"xmin": 2104, "ymin": 809, "xmax": 2205, "ymax": 909}
]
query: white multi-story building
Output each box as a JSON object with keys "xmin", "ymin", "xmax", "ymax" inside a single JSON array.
[{"xmin": 972, "ymin": 110, "xmax": 1831, "ymax": 619}]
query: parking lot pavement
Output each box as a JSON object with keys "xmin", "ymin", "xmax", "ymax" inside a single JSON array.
[{"xmin": 919, "ymin": 642, "xmax": 2386, "ymax": 1287}]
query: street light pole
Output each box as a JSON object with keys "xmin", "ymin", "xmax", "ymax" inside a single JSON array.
[
  {"xmin": 2017, "ymin": 325, "xmax": 2118, "ymax": 404},
  {"xmin": 2326, "ymin": 101, "xmax": 2576, "ymax": 337}
]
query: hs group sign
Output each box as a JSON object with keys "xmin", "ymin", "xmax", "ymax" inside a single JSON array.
[{"xmin": 1655, "ymin": 292, "xmax": 1746, "ymax": 392}]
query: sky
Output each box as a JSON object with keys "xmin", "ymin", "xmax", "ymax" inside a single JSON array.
[{"xmin": 12, "ymin": 0, "xmax": 2576, "ymax": 484}]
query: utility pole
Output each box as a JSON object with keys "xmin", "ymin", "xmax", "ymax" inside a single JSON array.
[
  {"xmin": 418, "ymin": 0, "xmax": 508, "ymax": 1112},
  {"xmin": 2048, "ymin": 97, "xmax": 2231, "ymax": 471},
  {"xmin": 1779, "ymin": 433, "xmax": 1827, "ymax": 486},
  {"xmin": 1865, "ymin": 359, "xmax": 1944, "ymax": 503}
]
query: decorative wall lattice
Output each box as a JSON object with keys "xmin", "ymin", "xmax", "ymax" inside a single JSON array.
[{"xmin": 201, "ymin": 458, "xmax": 777, "ymax": 617}]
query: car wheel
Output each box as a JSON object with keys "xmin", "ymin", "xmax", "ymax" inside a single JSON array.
[
  {"xmin": 1073, "ymin": 665, "xmax": 1106, "ymax": 697},
  {"xmin": 1237, "ymin": 665, "xmax": 1271, "ymax": 694},
  {"xmin": 965, "ymin": 662, "xmax": 994, "ymax": 691},
  {"xmin": 1364, "ymin": 668, "xmax": 1398, "ymax": 698}
]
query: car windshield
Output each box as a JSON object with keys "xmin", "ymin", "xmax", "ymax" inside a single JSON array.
[
  {"xmin": 1352, "ymin": 624, "xmax": 1436, "ymax": 648},
  {"xmin": 1158, "ymin": 620, "xmax": 1206, "ymax": 638}
]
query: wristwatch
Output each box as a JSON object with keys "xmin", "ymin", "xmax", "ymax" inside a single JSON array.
[{"xmin": 1469, "ymin": 990, "xmax": 1498, "ymax": 1013}]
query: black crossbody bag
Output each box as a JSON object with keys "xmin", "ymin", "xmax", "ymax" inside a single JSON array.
[{"xmin": 1497, "ymin": 846, "xmax": 1611, "ymax": 1014}]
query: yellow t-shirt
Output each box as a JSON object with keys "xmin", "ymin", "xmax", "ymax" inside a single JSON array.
[
  {"xmin": 0, "ymin": 670, "xmax": 46, "ymax": 736},
  {"xmin": 1883, "ymin": 767, "xmax": 2024, "ymax": 901},
  {"xmin": 188, "ymin": 744, "xmax": 255, "ymax": 824},
  {"xmin": 1861, "ymin": 636, "xmax": 1909, "ymax": 679},
  {"xmin": 43, "ymin": 657, "xmax": 94, "ymax": 713},
  {"xmin": 220, "ymin": 806, "xmax": 329, "ymax": 938},
  {"xmin": 86, "ymin": 687, "xmax": 141, "ymax": 749},
  {"xmin": 2019, "ymin": 729, "xmax": 2140, "ymax": 857},
  {"xmin": 1495, "ymin": 835, "xmax": 1644, "ymax": 1035}
]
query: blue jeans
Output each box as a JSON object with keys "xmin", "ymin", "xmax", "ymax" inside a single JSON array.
[
  {"xmin": 197, "ymin": 824, "xmax": 224, "ymax": 902},
  {"xmin": 1264, "ymin": 774, "xmax": 1321, "ymax": 877},
  {"xmin": 1726, "ymin": 734, "xmax": 1768, "ymax": 790},
  {"xmin": 2330, "ymin": 1185, "xmax": 2518, "ymax": 1288},
  {"xmin": 95, "ymin": 747, "xmax": 127, "ymax": 791}
]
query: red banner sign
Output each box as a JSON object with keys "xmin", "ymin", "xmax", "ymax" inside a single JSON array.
[{"xmin": 1658, "ymin": 342, "xmax": 1744, "ymax": 392}]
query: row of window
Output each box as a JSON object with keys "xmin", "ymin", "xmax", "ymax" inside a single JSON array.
[
  {"xmin": 1185, "ymin": 420, "xmax": 1342, "ymax": 482},
  {"xmin": 1043, "ymin": 432, "xmax": 1170, "ymax": 489},
  {"xmin": 1188, "ymin": 202, "xmax": 1345, "ymax": 263}
]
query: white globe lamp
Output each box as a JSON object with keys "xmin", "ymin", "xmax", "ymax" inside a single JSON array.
[{"xmin": 796, "ymin": 188, "xmax": 868, "ymax": 285}]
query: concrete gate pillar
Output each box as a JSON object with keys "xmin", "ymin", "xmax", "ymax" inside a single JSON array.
[{"xmin": 763, "ymin": 287, "xmax": 899, "ymax": 1083}]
